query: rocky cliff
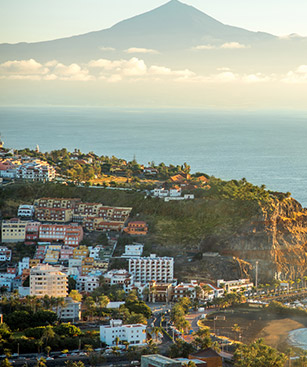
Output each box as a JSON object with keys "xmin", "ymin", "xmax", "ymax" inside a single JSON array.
[{"xmin": 199, "ymin": 197, "xmax": 307, "ymax": 282}]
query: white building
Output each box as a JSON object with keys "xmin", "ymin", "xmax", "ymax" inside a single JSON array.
[
  {"xmin": 55, "ymin": 297, "xmax": 81, "ymax": 321},
  {"xmin": 16, "ymin": 160, "xmax": 56, "ymax": 182},
  {"xmin": 100, "ymin": 319, "xmax": 147, "ymax": 347},
  {"xmin": 89, "ymin": 245, "xmax": 103, "ymax": 260},
  {"xmin": 122, "ymin": 244, "xmax": 144, "ymax": 258},
  {"xmin": 18, "ymin": 257, "xmax": 30, "ymax": 276},
  {"xmin": 204, "ymin": 283, "xmax": 225, "ymax": 300},
  {"xmin": 76, "ymin": 275, "xmax": 100, "ymax": 293},
  {"xmin": 104, "ymin": 269, "xmax": 134, "ymax": 291},
  {"xmin": 30, "ymin": 264, "xmax": 68, "ymax": 297},
  {"xmin": 217, "ymin": 279, "xmax": 253, "ymax": 293},
  {"xmin": 18, "ymin": 205, "xmax": 35, "ymax": 218},
  {"xmin": 129, "ymin": 254, "xmax": 174, "ymax": 284}
]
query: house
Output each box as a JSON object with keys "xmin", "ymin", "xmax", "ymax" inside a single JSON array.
[
  {"xmin": 18, "ymin": 205, "xmax": 35, "ymax": 218},
  {"xmin": 173, "ymin": 280, "xmax": 202, "ymax": 300},
  {"xmin": 100, "ymin": 319, "xmax": 146, "ymax": 347},
  {"xmin": 55, "ymin": 297, "xmax": 81, "ymax": 321},
  {"xmin": 143, "ymin": 167, "xmax": 159, "ymax": 175},
  {"xmin": 141, "ymin": 355, "xmax": 181, "ymax": 367},
  {"xmin": 122, "ymin": 243, "xmax": 144, "ymax": 258},
  {"xmin": 189, "ymin": 349, "xmax": 222, "ymax": 367},
  {"xmin": 1, "ymin": 218, "xmax": 28, "ymax": 243},
  {"xmin": 149, "ymin": 281, "xmax": 173, "ymax": 303}
]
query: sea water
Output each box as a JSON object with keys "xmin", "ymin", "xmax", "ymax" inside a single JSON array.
[
  {"xmin": 1, "ymin": 106, "xmax": 307, "ymax": 206},
  {"xmin": 289, "ymin": 328, "xmax": 307, "ymax": 350}
]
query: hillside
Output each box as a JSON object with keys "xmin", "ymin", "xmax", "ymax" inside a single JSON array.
[{"xmin": 1, "ymin": 178, "xmax": 307, "ymax": 283}]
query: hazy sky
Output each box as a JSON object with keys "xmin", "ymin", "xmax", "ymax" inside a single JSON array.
[{"xmin": 1, "ymin": 0, "xmax": 307, "ymax": 44}]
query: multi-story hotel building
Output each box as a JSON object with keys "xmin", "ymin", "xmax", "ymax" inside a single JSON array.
[
  {"xmin": 1, "ymin": 218, "xmax": 28, "ymax": 243},
  {"xmin": 30, "ymin": 264, "xmax": 68, "ymax": 298},
  {"xmin": 129, "ymin": 254, "xmax": 174, "ymax": 284},
  {"xmin": 16, "ymin": 160, "xmax": 56, "ymax": 182},
  {"xmin": 100, "ymin": 319, "xmax": 146, "ymax": 347},
  {"xmin": 38, "ymin": 223, "xmax": 83, "ymax": 246}
]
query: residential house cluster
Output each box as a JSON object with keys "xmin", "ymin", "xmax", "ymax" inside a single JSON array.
[
  {"xmin": 151, "ymin": 186, "xmax": 195, "ymax": 202},
  {"xmin": 0, "ymin": 157, "xmax": 56, "ymax": 181},
  {"xmin": 34, "ymin": 197, "xmax": 132, "ymax": 232}
]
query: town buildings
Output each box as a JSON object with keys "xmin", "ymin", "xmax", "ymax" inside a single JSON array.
[
  {"xmin": 100, "ymin": 319, "xmax": 146, "ymax": 347},
  {"xmin": 217, "ymin": 279, "xmax": 253, "ymax": 293},
  {"xmin": 55, "ymin": 297, "xmax": 81, "ymax": 321},
  {"xmin": 30, "ymin": 264, "xmax": 68, "ymax": 298}
]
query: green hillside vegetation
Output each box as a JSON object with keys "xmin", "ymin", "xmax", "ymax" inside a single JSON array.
[{"xmin": 0, "ymin": 176, "xmax": 288, "ymax": 248}]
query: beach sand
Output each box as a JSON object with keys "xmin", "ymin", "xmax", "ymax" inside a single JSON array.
[{"xmin": 256, "ymin": 318, "xmax": 304, "ymax": 350}]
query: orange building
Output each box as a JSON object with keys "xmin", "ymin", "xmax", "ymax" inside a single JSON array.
[
  {"xmin": 39, "ymin": 223, "xmax": 83, "ymax": 246},
  {"xmin": 124, "ymin": 221, "xmax": 148, "ymax": 235},
  {"xmin": 189, "ymin": 349, "xmax": 222, "ymax": 367}
]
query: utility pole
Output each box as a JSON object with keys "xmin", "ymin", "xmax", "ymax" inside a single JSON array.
[{"xmin": 255, "ymin": 261, "xmax": 259, "ymax": 288}]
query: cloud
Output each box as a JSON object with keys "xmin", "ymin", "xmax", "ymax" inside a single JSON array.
[
  {"xmin": 282, "ymin": 65, "xmax": 307, "ymax": 83},
  {"xmin": 124, "ymin": 47, "xmax": 159, "ymax": 54},
  {"xmin": 0, "ymin": 57, "xmax": 279, "ymax": 85},
  {"xmin": 221, "ymin": 42, "xmax": 248, "ymax": 49},
  {"xmin": 0, "ymin": 59, "xmax": 48, "ymax": 76},
  {"xmin": 192, "ymin": 42, "xmax": 249, "ymax": 50},
  {"xmin": 99, "ymin": 46, "xmax": 116, "ymax": 51},
  {"xmin": 0, "ymin": 59, "xmax": 93, "ymax": 81}
]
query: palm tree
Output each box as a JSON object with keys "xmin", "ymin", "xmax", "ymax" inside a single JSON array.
[
  {"xmin": 122, "ymin": 341, "xmax": 130, "ymax": 352},
  {"xmin": 114, "ymin": 336, "xmax": 120, "ymax": 347},
  {"xmin": 152, "ymin": 327, "xmax": 161, "ymax": 342},
  {"xmin": 303, "ymin": 276, "xmax": 307, "ymax": 289}
]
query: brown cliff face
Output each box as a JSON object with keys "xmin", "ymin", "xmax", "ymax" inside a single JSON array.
[{"xmin": 215, "ymin": 198, "xmax": 307, "ymax": 281}]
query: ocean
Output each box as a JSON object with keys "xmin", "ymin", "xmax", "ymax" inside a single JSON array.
[{"xmin": 1, "ymin": 106, "xmax": 307, "ymax": 206}]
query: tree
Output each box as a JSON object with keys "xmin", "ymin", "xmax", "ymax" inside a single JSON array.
[
  {"xmin": 234, "ymin": 339, "xmax": 287, "ymax": 367},
  {"xmin": 41, "ymin": 325, "xmax": 55, "ymax": 346},
  {"xmin": 35, "ymin": 358, "xmax": 47, "ymax": 367},
  {"xmin": 192, "ymin": 328, "xmax": 212, "ymax": 350},
  {"xmin": 66, "ymin": 362, "xmax": 85, "ymax": 367},
  {"xmin": 0, "ymin": 359, "xmax": 12, "ymax": 367},
  {"xmin": 168, "ymin": 339, "xmax": 195, "ymax": 358},
  {"xmin": 69, "ymin": 290, "xmax": 82, "ymax": 302},
  {"xmin": 126, "ymin": 312, "xmax": 147, "ymax": 325}
]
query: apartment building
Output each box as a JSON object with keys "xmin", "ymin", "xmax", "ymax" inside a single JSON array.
[
  {"xmin": 16, "ymin": 160, "xmax": 56, "ymax": 182},
  {"xmin": 129, "ymin": 254, "xmax": 174, "ymax": 283},
  {"xmin": 73, "ymin": 246, "xmax": 89, "ymax": 260},
  {"xmin": 1, "ymin": 218, "xmax": 28, "ymax": 243},
  {"xmin": 100, "ymin": 319, "xmax": 146, "ymax": 347},
  {"xmin": 73, "ymin": 203, "xmax": 131, "ymax": 222},
  {"xmin": 34, "ymin": 198, "xmax": 81, "ymax": 223},
  {"xmin": 124, "ymin": 221, "xmax": 148, "ymax": 236},
  {"xmin": 217, "ymin": 279, "xmax": 254, "ymax": 293},
  {"xmin": 39, "ymin": 223, "xmax": 83, "ymax": 246},
  {"xmin": 83, "ymin": 217, "xmax": 126, "ymax": 232},
  {"xmin": 30, "ymin": 264, "xmax": 68, "ymax": 297},
  {"xmin": 76, "ymin": 275, "xmax": 100, "ymax": 293},
  {"xmin": 55, "ymin": 297, "xmax": 81, "ymax": 321}
]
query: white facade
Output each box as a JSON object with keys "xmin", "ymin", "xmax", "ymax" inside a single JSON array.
[
  {"xmin": 104, "ymin": 269, "xmax": 133, "ymax": 291},
  {"xmin": 16, "ymin": 160, "xmax": 56, "ymax": 182},
  {"xmin": 0, "ymin": 169, "xmax": 16, "ymax": 179},
  {"xmin": 100, "ymin": 319, "xmax": 146, "ymax": 347},
  {"xmin": 129, "ymin": 254, "xmax": 174, "ymax": 283},
  {"xmin": 122, "ymin": 244, "xmax": 144, "ymax": 258},
  {"xmin": 30, "ymin": 264, "xmax": 68, "ymax": 297},
  {"xmin": 89, "ymin": 245, "xmax": 103, "ymax": 260},
  {"xmin": 18, "ymin": 257, "xmax": 30, "ymax": 276},
  {"xmin": 56, "ymin": 297, "xmax": 81, "ymax": 321},
  {"xmin": 217, "ymin": 279, "xmax": 253, "ymax": 293},
  {"xmin": 18, "ymin": 205, "xmax": 35, "ymax": 218},
  {"xmin": 76, "ymin": 275, "xmax": 100, "ymax": 293}
]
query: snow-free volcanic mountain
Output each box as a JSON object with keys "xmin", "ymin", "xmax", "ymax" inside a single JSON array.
[{"xmin": 1, "ymin": 0, "xmax": 307, "ymax": 76}]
